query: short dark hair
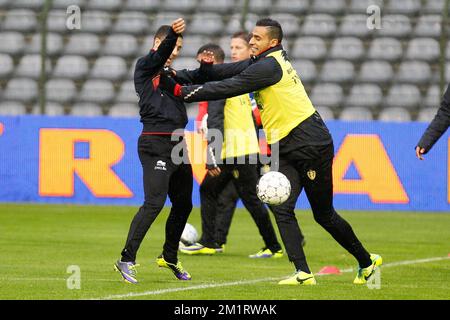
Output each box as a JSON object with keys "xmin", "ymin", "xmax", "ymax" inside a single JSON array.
[
  {"xmin": 154, "ymin": 25, "xmax": 183, "ymax": 42},
  {"xmin": 232, "ymin": 31, "xmax": 250, "ymax": 44},
  {"xmin": 196, "ymin": 43, "xmax": 225, "ymax": 63},
  {"xmin": 256, "ymin": 18, "xmax": 283, "ymax": 43}
]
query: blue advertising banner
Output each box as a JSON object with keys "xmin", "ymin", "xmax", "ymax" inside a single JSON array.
[{"xmin": 0, "ymin": 115, "xmax": 448, "ymax": 211}]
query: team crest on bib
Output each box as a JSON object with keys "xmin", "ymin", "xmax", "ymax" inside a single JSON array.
[
  {"xmin": 232, "ymin": 169, "xmax": 239, "ymax": 179},
  {"xmin": 307, "ymin": 169, "xmax": 316, "ymax": 181}
]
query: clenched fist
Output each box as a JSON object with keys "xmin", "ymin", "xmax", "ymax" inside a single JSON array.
[{"xmin": 172, "ymin": 18, "xmax": 185, "ymax": 34}]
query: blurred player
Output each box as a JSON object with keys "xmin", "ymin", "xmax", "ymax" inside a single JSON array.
[
  {"xmin": 162, "ymin": 18, "xmax": 382, "ymax": 285},
  {"xmin": 180, "ymin": 42, "xmax": 283, "ymax": 258},
  {"xmin": 416, "ymin": 84, "xmax": 450, "ymax": 160}
]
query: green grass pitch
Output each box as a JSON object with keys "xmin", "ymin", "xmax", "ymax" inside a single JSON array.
[{"xmin": 0, "ymin": 203, "xmax": 449, "ymax": 300}]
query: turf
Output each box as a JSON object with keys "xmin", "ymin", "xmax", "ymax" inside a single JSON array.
[{"xmin": 0, "ymin": 203, "xmax": 448, "ymax": 300}]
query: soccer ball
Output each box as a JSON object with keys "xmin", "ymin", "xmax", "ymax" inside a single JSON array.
[
  {"xmin": 180, "ymin": 223, "xmax": 198, "ymax": 245},
  {"xmin": 256, "ymin": 171, "xmax": 291, "ymax": 206}
]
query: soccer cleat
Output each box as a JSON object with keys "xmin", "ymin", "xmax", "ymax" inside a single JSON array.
[
  {"xmin": 156, "ymin": 255, "xmax": 191, "ymax": 280},
  {"xmin": 278, "ymin": 271, "xmax": 317, "ymax": 285},
  {"xmin": 249, "ymin": 248, "xmax": 283, "ymax": 258},
  {"xmin": 179, "ymin": 242, "xmax": 218, "ymax": 255},
  {"xmin": 114, "ymin": 260, "xmax": 140, "ymax": 284},
  {"xmin": 353, "ymin": 253, "xmax": 383, "ymax": 284}
]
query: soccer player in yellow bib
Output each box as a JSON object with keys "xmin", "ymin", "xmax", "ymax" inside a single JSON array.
[
  {"xmin": 180, "ymin": 42, "xmax": 283, "ymax": 258},
  {"xmin": 162, "ymin": 18, "xmax": 382, "ymax": 285}
]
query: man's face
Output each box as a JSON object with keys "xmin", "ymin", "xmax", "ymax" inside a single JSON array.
[
  {"xmin": 249, "ymin": 26, "xmax": 278, "ymax": 56},
  {"xmin": 153, "ymin": 37, "xmax": 183, "ymax": 67},
  {"xmin": 230, "ymin": 38, "xmax": 251, "ymax": 62}
]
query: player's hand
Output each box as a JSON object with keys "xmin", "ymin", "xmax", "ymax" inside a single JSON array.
[
  {"xmin": 208, "ymin": 167, "xmax": 221, "ymax": 177},
  {"xmin": 415, "ymin": 146, "xmax": 426, "ymax": 160},
  {"xmin": 171, "ymin": 18, "xmax": 185, "ymax": 34},
  {"xmin": 198, "ymin": 50, "xmax": 215, "ymax": 64}
]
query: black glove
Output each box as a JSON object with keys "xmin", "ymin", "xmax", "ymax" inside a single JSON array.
[{"xmin": 159, "ymin": 71, "xmax": 181, "ymax": 97}]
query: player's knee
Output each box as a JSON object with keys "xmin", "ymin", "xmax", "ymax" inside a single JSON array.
[{"xmin": 312, "ymin": 208, "xmax": 337, "ymax": 226}]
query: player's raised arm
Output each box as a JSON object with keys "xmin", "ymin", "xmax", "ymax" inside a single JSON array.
[{"xmin": 138, "ymin": 18, "xmax": 185, "ymax": 76}]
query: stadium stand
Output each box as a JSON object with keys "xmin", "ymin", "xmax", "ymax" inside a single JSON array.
[{"xmin": 0, "ymin": 0, "xmax": 446, "ymax": 121}]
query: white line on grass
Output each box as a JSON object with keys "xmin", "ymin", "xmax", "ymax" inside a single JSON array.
[{"xmin": 94, "ymin": 255, "xmax": 449, "ymax": 300}]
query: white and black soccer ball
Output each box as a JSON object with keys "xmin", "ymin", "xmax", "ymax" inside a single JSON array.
[
  {"xmin": 256, "ymin": 171, "xmax": 291, "ymax": 206},
  {"xmin": 180, "ymin": 223, "xmax": 198, "ymax": 245}
]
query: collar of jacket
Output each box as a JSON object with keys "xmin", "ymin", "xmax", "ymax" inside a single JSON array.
[{"xmin": 251, "ymin": 44, "xmax": 284, "ymax": 61}]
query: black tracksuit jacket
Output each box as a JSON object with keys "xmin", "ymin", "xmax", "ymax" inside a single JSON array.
[{"xmin": 417, "ymin": 84, "xmax": 450, "ymax": 152}]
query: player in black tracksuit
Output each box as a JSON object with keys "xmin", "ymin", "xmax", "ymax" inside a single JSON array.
[
  {"xmin": 416, "ymin": 84, "xmax": 450, "ymax": 160},
  {"xmin": 114, "ymin": 19, "xmax": 210, "ymax": 283}
]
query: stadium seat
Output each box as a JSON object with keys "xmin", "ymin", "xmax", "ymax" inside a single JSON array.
[
  {"xmin": 219, "ymin": 36, "xmax": 232, "ymax": 59},
  {"xmin": 26, "ymin": 33, "xmax": 63, "ymax": 56},
  {"xmin": 346, "ymin": 84, "xmax": 383, "ymax": 109},
  {"xmin": 329, "ymin": 37, "xmax": 364, "ymax": 60},
  {"xmin": 86, "ymin": 0, "xmax": 122, "ymax": 11},
  {"xmin": 3, "ymin": 78, "xmax": 38, "ymax": 103},
  {"xmin": 178, "ymin": 36, "xmax": 213, "ymax": 58},
  {"xmin": 197, "ymin": 0, "xmax": 234, "ymax": 13},
  {"xmin": 31, "ymin": 102, "xmax": 65, "ymax": 116},
  {"xmin": 125, "ymin": 0, "xmax": 160, "ymax": 11},
  {"xmin": 320, "ymin": 60, "xmax": 355, "ymax": 83},
  {"xmin": 0, "ymin": 32, "xmax": 25, "ymax": 55},
  {"xmin": 301, "ymin": 14, "xmax": 337, "ymax": 37},
  {"xmin": 348, "ymin": 0, "xmax": 384, "ymax": 13},
  {"xmin": 0, "ymin": 54, "xmax": 14, "ymax": 78},
  {"xmin": 0, "ymin": 101, "xmax": 27, "ymax": 115},
  {"xmin": 11, "ymin": 0, "xmax": 44, "ymax": 10},
  {"xmin": 395, "ymin": 61, "xmax": 431, "ymax": 85},
  {"xmin": 378, "ymin": 107, "xmax": 412, "ymax": 122},
  {"xmin": 417, "ymin": 107, "xmax": 438, "ymax": 122},
  {"xmin": 81, "ymin": 11, "xmax": 112, "ymax": 34},
  {"xmin": 368, "ymin": 37, "xmax": 402, "ymax": 61},
  {"xmin": 90, "ymin": 56, "xmax": 127, "ymax": 81},
  {"xmin": 127, "ymin": 59, "xmax": 138, "ymax": 80},
  {"xmin": 385, "ymin": 0, "xmax": 421, "ymax": 15},
  {"xmin": 445, "ymin": 64, "xmax": 450, "ymax": 83},
  {"xmin": 311, "ymin": 0, "xmax": 345, "ymax": 14},
  {"xmin": 79, "ymin": 80, "xmax": 115, "ymax": 104},
  {"xmin": 116, "ymin": 81, "xmax": 138, "ymax": 104},
  {"xmin": 243, "ymin": 0, "xmax": 273, "ymax": 14},
  {"xmin": 113, "ymin": 12, "xmax": 150, "ymax": 35},
  {"xmin": 163, "ymin": 0, "xmax": 197, "ymax": 12},
  {"xmin": 139, "ymin": 36, "xmax": 154, "ymax": 56},
  {"xmin": 15, "ymin": 55, "xmax": 52, "ymax": 79},
  {"xmin": 291, "ymin": 60, "xmax": 317, "ymax": 84},
  {"xmin": 274, "ymin": 0, "xmax": 309, "ymax": 14},
  {"xmin": 53, "ymin": 56, "xmax": 89, "ymax": 80},
  {"xmin": 64, "ymin": 33, "xmax": 101, "ymax": 57},
  {"xmin": 152, "ymin": 12, "xmax": 185, "ymax": 32},
  {"xmin": 45, "ymin": 79, "xmax": 77, "ymax": 103},
  {"xmin": 310, "ymin": 83, "xmax": 344, "ymax": 109},
  {"xmin": 172, "ymin": 57, "xmax": 201, "ymax": 71},
  {"xmin": 270, "ymin": 14, "xmax": 299, "ymax": 37},
  {"xmin": 0, "ymin": 0, "xmax": 10, "ymax": 8},
  {"xmin": 338, "ymin": 14, "xmax": 371, "ymax": 38},
  {"xmin": 226, "ymin": 13, "xmax": 259, "ymax": 35},
  {"xmin": 405, "ymin": 38, "xmax": 440, "ymax": 62},
  {"xmin": 2, "ymin": 9, "xmax": 37, "ymax": 32},
  {"xmin": 414, "ymin": 15, "xmax": 441, "ymax": 38},
  {"xmin": 358, "ymin": 61, "xmax": 393, "ymax": 84},
  {"xmin": 52, "ymin": 0, "xmax": 86, "ymax": 9},
  {"xmin": 291, "ymin": 37, "xmax": 326, "ymax": 61},
  {"xmin": 108, "ymin": 104, "xmax": 140, "ymax": 118},
  {"xmin": 339, "ymin": 107, "xmax": 374, "ymax": 121},
  {"xmin": 103, "ymin": 34, "xmax": 138, "ymax": 58},
  {"xmin": 423, "ymin": 0, "xmax": 444, "ymax": 13},
  {"xmin": 423, "ymin": 85, "xmax": 441, "ymax": 109},
  {"xmin": 70, "ymin": 103, "xmax": 104, "ymax": 117},
  {"xmin": 47, "ymin": 10, "xmax": 68, "ymax": 33},
  {"xmin": 189, "ymin": 13, "xmax": 224, "ymax": 36},
  {"xmin": 378, "ymin": 15, "xmax": 412, "ymax": 38},
  {"xmin": 315, "ymin": 106, "xmax": 334, "ymax": 121},
  {"xmin": 384, "ymin": 84, "xmax": 421, "ymax": 109}
]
